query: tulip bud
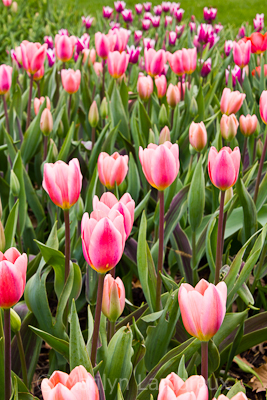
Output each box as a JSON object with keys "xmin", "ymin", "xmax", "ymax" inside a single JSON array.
[
  {"xmin": 11, "ymin": 1, "xmax": 18, "ymax": 12},
  {"xmin": 224, "ymin": 187, "xmax": 233, "ymax": 204},
  {"xmin": 158, "ymin": 104, "xmax": 168, "ymax": 127},
  {"xmin": 40, "ymin": 108, "xmax": 53, "ymax": 136},
  {"xmin": 257, "ymin": 139, "xmax": 263, "ymax": 158},
  {"xmin": 167, "ymin": 84, "xmax": 180, "ymax": 108},
  {"xmin": 88, "ymin": 101, "xmax": 99, "ymax": 128},
  {"xmin": 10, "ymin": 308, "xmax": 21, "ymax": 333},
  {"xmin": 159, "ymin": 126, "xmax": 170, "ymax": 144},
  {"xmin": 100, "ymin": 97, "xmax": 108, "ymax": 119},
  {"xmin": 148, "ymin": 128, "xmax": 155, "ymax": 144},
  {"xmin": 0, "ymin": 221, "xmax": 5, "ymax": 252},
  {"xmin": 102, "ymin": 274, "xmax": 125, "ymax": 322},
  {"xmin": 189, "ymin": 122, "xmax": 207, "ymax": 152},
  {"xmin": 75, "ymin": 196, "xmax": 84, "ymax": 221},
  {"xmin": 47, "ymin": 139, "xmax": 58, "ymax": 163},
  {"xmin": 10, "ymin": 170, "xmax": 20, "ymax": 197},
  {"xmin": 57, "ymin": 121, "xmax": 64, "ymax": 138},
  {"xmin": 190, "ymin": 97, "xmax": 198, "ymax": 117},
  {"xmin": 220, "ymin": 114, "xmax": 239, "ymax": 141}
]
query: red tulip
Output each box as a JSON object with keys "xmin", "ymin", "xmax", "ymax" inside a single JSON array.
[
  {"xmin": 208, "ymin": 146, "xmax": 240, "ymax": 191},
  {"xmin": 246, "ymin": 32, "xmax": 267, "ymax": 54}
]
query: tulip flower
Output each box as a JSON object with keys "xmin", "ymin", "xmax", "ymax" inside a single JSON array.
[
  {"xmin": 224, "ymin": 40, "xmax": 234, "ymax": 56},
  {"xmin": 20, "ymin": 41, "xmax": 47, "ymax": 74},
  {"xmin": 158, "ymin": 374, "xmax": 208, "ymax": 400},
  {"xmin": 220, "ymin": 88, "xmax": 246, "ymax": 115},
  {"xmin": 173, "ymin": 8, "xmax": 184, "ymax": 22},
  {"xmin": 93, "ymin": 62, "xmax": 103, "ymax": 77},
  {"xmin": 44, "ymin": 36, "xmax": 53, "ymax": 49},
  {"xmin": 82, "ymin": 48, "xmax": 96, "ymax": 66},
  {"xmin": 162, "ymin": 2, "xmax": 171, "ymax": 12},
  {"xmin": 114, "ymin": 0, "xmax": 125, "ymax": 13},
  {"xmin": 121, "ymin": 9, "xmax": 133, "ymax": 23},
  {"xmin": 135, "ymin": 3, "xmax": 142, "ymax": 13},
  {"xmin": 169, "ymin": 31, "xmax": 177, "ymax": 46},
  {"xmin": 165, "ymin": 16, "xmax": 172, "ymax": 27},
  {"xmin": 176, "ymin": 24, "xmax": 185, "ymax": 38},
  {"xmin": 233, "ymin": 40, "xmax": 251, "ymax": 68},
  {"xmin": 155, "ymin": 75, "xmax": 167, "ymax": 98},
  {"xmin": 225, "ymin": 65, "xmax": 245, "ymax": 87},
  {"xmin": 144, "ymin": 48, "xmax": 166, "ymax": 77},
  {"xmin": 142, "ymin": 19, "xmax": 151, "ymax": 30},
  {"xmin": 189, "ymin": 122, "xmax": 207, "ymax": 152},
  {"xmin": 107, "ymin": 51, "xmax": 129, "ymax": 78},
  {"xmin": 201, "ymin": 58, "xmax": 211, "ymax": 77},
  {"xmin": 93, "ymin": 192, "xmax": 135, "ymax": 239},
  {"xmin": 247, "ymin": 32, "xmax": 267, "ymax": 54},
  {"xmin": 95, "ymin": 32, "xmax": 111, "ymax": 59},
  {"xmin": 55, "ymin": 34, "xmax": 76, "ymax": 62},
  {"xmin": 166, "ymin": 84, "xmax": 180, "ymax": 108},
  {"xmin": 154, "ymin": 5, "xmax": 162, "ymax": 15},
  {"xmin": 11, "ymin": 46, "xmax": 22, "ymax": 69},
  {"xmin": 82, "ymin": 15, "xmax": 95, "ymax": 29},
  {"xmin": 134, "ymin": 30, "xmax": 143, "ymax": 44},
  {"xmin": 32, "ymin": 65, "xmax": 44, "ymax": 81},
  {"xmin": 2, "ymin": 0, "xmax": 12, "ymax": 6},
  {"xmin": 239, "ymin": 114, "xmax": 258, "ymax": 136},
  {"xmin": 41, "ymin": 365, "xmax": 99, "ymax": 400},
  {"xmin": 167, "ymin": 48, "xmax": 197, "ymax": 76},
  {"xmin": 254, "ymin": 90, "xmax": 267, "ymax": 203},
  {"xmin": 61, "ymin": 69, "xmax": 81, "ymax": 94},
  {"xmin": 0, "ymin": 64, "xmax": 12, "ymax": 95},
  {"xmin": 47, "ymin": 48, "xmax": 56, "ymax": 67},
  {"xmin": 34, "ymin": 96, "xmax": 51, "ymax": 115},
  {"xmin": 203, "ymin": 6, "xmax": 217, "ymax": 22},
  {"xmin": 220, "ymin": 114, "xmax": 239, "ymax": 141},
  {"xmin": 143, "ymin": 37, "xmax": 155, "ymax": 49},
  {"xmin": 103, "ymin": 6, "xmax": 113, "ymax": 18},
  {"xmin": 137, "ymin": 74, "xmax": 153, "ymax": 101},
  {"xmin": 40, "ymin": 108, "xmax": 53, "ymax": 136},
  {"xmin": 127, "ymin": 45, "xmax": 141, "ymax": 64},
  {"xmin": 108, "ymin": 28, "xmax": 130, "ymax": 53},
  {"xmin": 215, "ymin": 394, "xmax": 248, "ymax": 400},
  {"xmin": 253, "ymin": 13, "xmax": 264, "ymax": 32},
  {"xmin": 259, "ymin": 90, "xmax": 267, "ymax": 124},
  {"xmin": 102, "ymin": 274, "xmax": 125, "ymax": 322},
  {"xmin": 143, "ymin": 2, "xmax": 151, "ymax": 11},
  {"xmin": 98, "ymin": 152, "xmax": 128, "ymax": 190}
]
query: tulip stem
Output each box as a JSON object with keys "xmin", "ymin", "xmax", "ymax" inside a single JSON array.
[
  {"xmin": 91, "ymin": 127, "xmax": 96, "ymax": 149},
  {"xmin": 4, "ymin": 308, "xmax": 11, "ymax": 400},
  {"xmin": 254, "ymin": 129, "xmax": 267, "ymax": 204},
  {"xmin": 64, "ymin": 210, "xmax": 70, "ymax": 283},
  {"xmin": 252, "ymin": 137, "xmax": 257, "ymax": 163},
  {"xmin": 43, "ymin": 136, "xmax": 48, "ymax": 161},
  {"xmin": 16, "ymin": 331, "xmax": 28, "ymax": 388},
  {"xmin": 192, "ymin": 231, "xmax": 198, "ymax": 285},
  {"xmin": 91, "ymin": 273, "xmax": 105, "ymax": 367},
  {"xmin": 180, "ymin": 77, "xmax": 184, "ymax": 101},
  {"xmin": 26, "ymin": 75, "xmax": 34, "ymax": 130},
  {"xmin": 101, "ymin": 60, "xmax": 105, "ymax": 99},
  {"xmin": 215, "ymin": 190, "xmax": 225, "ymax": 285},
  {"xmin": 2, "ymin": 95, "xmax": 10, "ymax": 134},
  {"xmin": 242, "ymin": 137, "xmax": 247, "ymax": 167},
  {"xmin": 201, "ymin": 341, "xmax": 209, "ymax": 383},
  {"xmin": 68, "ymin": 94, "xmax": 72, "ymax": 121},
  {"xmin": 156, "ymin": 190, "xmax": 164, "ymax": 312},
  {"xmin": 108, "ymin": 321, "xmax": 116, "ymax": 342}
]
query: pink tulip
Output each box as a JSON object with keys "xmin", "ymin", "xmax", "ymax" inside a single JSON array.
[
  {"xmin": 220, "ymin": 88, "xmax": 246, "ymax": 115},
  {"xmin": 142, "ymin": 19, "xmax": 151, "ymax": 30},
  {"xmin": 201, "ymin": 58, "xmax": 212, "ymax": 77},
  {"xmin": 93, "ymin": 192, "xmax": 134, "ymax": 239},
  {"xmin": 158, "ymin": 374, "xmax": 208, "ymax": 400},
  {"xmin": 169, "ymin": 31, "xmax": 177, "ymax": 46},
  {"xmin": 233, "ymin": 40, "xmax": 251, "ymax": 68},
  {"xmin": 203, "ymin": 6, "xmax": 217, "ymax": 22},
  {"xmin": 189, "ymin": 122, "xmax": 207, "ymax": 152},
  {"xmin": 81, "ymin": 209, "xmax": 125, "ymax": 273},
  {"xmin": 107, "ymin": 51, "xmax": 129, "ymax": 78},
  {"xmin": 154, "ymin": 5, "xmax": 162, "ymax": 15},
  {"xmin": 155, "ymin": 75, "xmax": 167, "ymax": 98},
  {"xmin": 145, "ymin": 48, "xmax": 166, "ymax": 77},
  {"xmin": 238, "ymin": 26, "xmax": 246, "ymax": 39},
  {"xmin": 2, "ymin": 0, "xmax": 12, "ymax": 6},
  {"xmin": 0, "ymin": 64, "xmax": 12, "ymax": 95},
  {"xmin": 253, "ymin": 13, "xmax": 264, "ymax": 32},
  {"xmin": 122, "ymin": 9, "xmax": 133, "ymax": 23},
  {"xmin": 102, "ymin": 274, "xmax": 125, "ymax": 321},
  {"xmin": 166, "ymin": 83, "xmax": 180, "ymax": 108},
  {"xmin": 0, "ymin": 248, "xmax": 27, "ymax": 309},
  {"xmin": 34, "ymin": 96, "xmax": 51, "ymax": 115},
  {"xmin": 259, "ymin": 90, "xmax": 267, "ymax": 124},
  {"xmin": 61, "ymin": 69, "xmax": 81, "ymax": 94},
  {"xmin": 239, "ymin": 114, "xmax": 258, "ymax": 136},
  {"xmin": 44, "ymin": 36, "xmax": 54, "ymax": 49},
  {"xmin": 41, "ymin": 365, "xmax": 99, "ymax": 400},
  {"xmin": 189, "ymin": 22, "xmax": 196, "ymax": 33},
  {"xmin": 220, "ymin": 114, "xmax": 239, "ymax": 141},
  {"xmin": 143, "ymin": 38, "xmax": 155, "ymax": 49},
  {"xmin": 178, "ymin": 279, "xmax": 227, "ymax": 341},
  {"xmin": 108, "ymin": 28, "xmax": 130, "ymax": 53},
  {"xmin": 143, "ymin": 2, "xmax": 151, "ymax": 11},
  {"xmin": 135, "ymin": 3, "xmax": 143, "ymax": 14},
  {"xmin": 165, "ymin": 16, "xmax": 172, "ymax": 27},
  {"xmin": 82, "ymin": 15, "xmax": 95, "ymax": 29},
  {"xmin": 134, "ymin": 30, "xmax": 143, "ymax": 43},
  {"xmin": 137, "ymin": 74, "xmax": 153, "ymax": 101},
  {"xmin": 127, "ymin": 45, "xmax": 141, "ymax": 64},
  {"xmin": 42, "ymin": 159, "xmax": 82, "ymax": 210},
  {"xmin": 32, "ymin": 65, "xmax": 44, "ymax": 81},
  {"xmin": 97, "ymin": 152, "xmax": 128, "ymax": 190},
  {"xmin": 208, "ymin": 146, "xmax": 240, "ymax": 191},
  {"xmin": 224, "ymin": 40, "xmax": 233, "ymax": 56},
  {"xmin": 95, "ymin": 33, "xmax": 110, "ymax": 59},
  {"xmin": 11, "ymin": 46, "xmax": 22, "ymax": 69},
  {"xmin": 215, "ymin": 393, "xmax": 248, "ymax": 400},
  {"xmin": 175, "ymin": 24, "xmax": 185, "ymax": 38},
  {"xmin": 173, "ymin": 8, "xmax": 184, "ymax": 22},
  {"xmin": 20, "ymin": 41, "xmax": 47, "ymax": 74},
  {"xmin": 47, "ymin": 48, "xmax": 56, "ymax": 67},
  {"xmin": 139, "ymin": 142, "xmax": 179, "ymax": 191},
  {"xmin": 54, "ymin": 34, "xmax": 75, "ymax": 62},
  {"xmin": 82, "ymin": 48, "xmax": 96, "ymax": 65},
  {"xmin": 103, "ymin": 6, "xmax": 113, "ymax": 18},
  {"xmin": 114, "ymin": 0, "xmax": 125, "ymax": 13},
  {"xmin": 162, "ymin": 2, "xmax": 171, "ymax": 12},
  {"xmin": 93, "ymin": 62, "xmax": 103, "ymax": 77},
  {"xmin": 168, "ymin": 48, "xmax": 197, "ymax": 76}
]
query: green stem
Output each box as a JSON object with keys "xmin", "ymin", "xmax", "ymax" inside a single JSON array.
[
  {"xmin": 91, "ymin": 273, "xmax": 105, "ymax": 366},
  {"xmin": 26, "ymin": 75, "xmax": 34, "ymax": 130},
  {"xmin": 2, "ymin": 95, "xmax": 10, "ymax": 134},
  {"xmin": 68, "ymin": 94, "xmax": 72, "ymax": 121},
  {"xmin": 192, "ymin": 230, "xmax": 198, "ymax": 285},
  {"xmin": 215, "ymin": 191, "xmax": 225, "ymax": 285},
  {"xmin": 4, "ymin": 308, "xmax": 11, "ymax": 400},
  {"xmin": 242, "ymin": 137, "xmax": 247, "ymax": 168},
  {"xmin": 101, "ymin": 60, "xmax": 105, "ymax": 100},
  {"xmin": 109, "ymin": 321, "xmax": 115, "ymax": 342},
  {"xmin": 201, "ymin": 341, "xmax": 209, "ymax": 383},
  {"xmin": 156, "ymin": 190, "xmax": 164, "ymax": 312},
  {"xmin": 43, "ymin": 135, "xmax": 48, "ymax": 162},
  {"xmin": 91, "ymin": 127, "xmax": 96, "ymax": 150},
  {"xmin": 16, "ymin": 332, "xmax": 28, "ymax": 388},
  {"xmin": 64, "ymin": 209, "xmax": 70, "ymax": 283},
  {"xmin": 254, "ymin": 128, "xmax": 267, "ymax": 204}
]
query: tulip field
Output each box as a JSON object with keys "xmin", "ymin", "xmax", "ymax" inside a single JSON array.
[{"xmin": 1, "ymin": 0, "xmax": 267, "ymax": 400}]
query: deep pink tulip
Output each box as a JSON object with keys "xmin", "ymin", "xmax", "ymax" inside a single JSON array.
[
  {"xmin": 239, "ymin": 114, "xmax": 258, "ymax": 136},
  {"xmin": 0, "ymin": 248, "xmax": 27, "ymax": 309},
  {"xmin": 238, "ymin": 26, "xmax": 246, "ymax": 39},
  {"xmin": 41, "ymin": 366, "xmax": 99, "ymax": 400},
  {"xmin": 114, "ymin": 0, "xmax": 125, "ymax": 13},
  {"xmin": 135, "ymin": 3, "xmax": 143, "ymax": 14},
  {"xmin": 220, "ymin": 88, "xmax": 246, "ymax": 115},
  {"xmin": 166, "ymin": 83, "xmax": 180, "ymax": 107},
  {"xmin": 145, "ymin": 48, "xmax": 166, "ymax": 77},
  {"xmin": 44, "ymin": 36, "xmax": 54, "ymax": 49},
  {"xmin": 102, "ymin": 274, "xmax": 125, "ymax": 322},
  {"xmin": 82, "ymin": 15, "xmax": 95, "ymax": 29},
  {"xmin": 127, "ymin": 45, "xmax": 141, "ymax": 64},
  {"xmin": 142, "ymin": 19, "xmax": 151, "ymax": 30},
  {"xmin": 158, "ymin": 374, "xmax": 208, "ymax": 400},
  {"xmin": 95, "ymin": 32, "xmax": 111, "ymax": 59},
  {"xmin": 215, "ymin": 393, "xmax": 248, "ymax": 400},
  {"xmin": 47, "ymin": 48, "xmax": 56, "ymax": 67},
  {"xmin": 179, "ymin": 279, "xmax": 227, "ymax": 341},
  {"xmin": 175, "ymin": 24, "xmax": 185, "ymax": 38},
  {"xmin": 139, "ymin": 142, "xmax": 179, "ymax": 191},
  {"xmin": 259, "ymin": 90, "xmax": 267, "ymax": 124},
  {"xmin": 81, "ymin": 209, "xmax": 126, "ymax": 274},
  {"xmin": 162, "ymin": 2, "xmax": 171, "ymax": 12},
  {"xmin": 55, "ymin": 34, "xmax": 76, "ymax": 62},
  {"xmin": 107, "ymin": 51, "xmax": 129, "ymax": 78},
  {"xmin": 169, "ymin": 31, "xmax": 177, "ymax": 46},
  {"xmin": 203, "ymin": 6, "xmax": 217, "ymax": 22},
  {"xmin": 155, "ymin": 75, "xmax": 167, "ymax": 98},
  {"xmin": 93, "ymin": 192, "xmax": 134, "ymax": 239},
  {"xmin": 97, "ymin": 152, "xmax": 128, "ymax": 190},
  {"xmin": 0, "ymin": 64, "xmax": 12, "ymax": 95},
  {"xmin": 137, "ymin": 74, "xmax": 153, "ymax": 100},
  {"xmin": 151, "ymin": 16, "xmax": 161, "ymax": 28},
  {"xmin": 225, "ymin": 65, "xmax": 244, "ymax": 87},
  {"xmin": 143, "ymin": 2, "xmax": 151, "ymax": 11},
  {"xmin": 189, "ymin": 122, "xmax": 207, "ymax": 152},
  {"xmin": 201, "ymin": 58, "xmax": 211, "ymax": 77},
  {"xmin": 20, "ymin": 41, "xmax": 47, "ymax": 74},
  {"xmin": 34, "ymin": 96, "xmax": 51, "ymax": 115},
  {"xmin": 121, "ymin": 9, "xmax": 133, "ymax": 22},
  {"xmin": 103, "ymin": 6, "xmax": 113, "ymax": 18},
  {"xmin": 189, "ymin": 22, "xmax": 196, "ymax": 33},
  {"xmin": 173, "ymin": 8, "xmax": 184, "ymax": 22},
  {"xmin": 233, "ymin": 40, "xmax": 251, "ymax": 68},
  {"xmin": 143, "ymin": 38, "xmax": 155, "ymax": 49},
  {"xmin": 107, "ymin": 28, "xmax": 130, "ymax": 53},
  {"xmin": 220, "ymin": 114, "xmax": 239, "ymax": 141},
  {"xmin": 134, "ymin": 30, "xmax": 143, "ymax": 44},
  {"xmin": 2, "ymin": 0, "xmax": 12, "ymax": 6},
  {"xmin": 208, "ymin": 146, "xmax": 240, "ymax": 191},
  {"xmin": 165, "ymin": 16, "xmax": 172, "ymax": 27},
  {"xmin": 61, "ymin": 69, "xmax": 81, "ymax": 94},
  {"xmin": 42, "ymin": 159, "xmax": 82, "ymax": 210}
]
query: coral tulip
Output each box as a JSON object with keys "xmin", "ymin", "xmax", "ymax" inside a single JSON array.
[
  {"xmin": 42, "ymin": 159, "xmax": 82, "ymax": 210},
  {"xmin": 247, "ymin": 32, "xmax": 267, "ymax": 54},
  {"xmin": 208, "ymin": 146, "xmax": 240, "ymax": 191},
  {"xmin": 158, "ymin": 374, "xmax": 208, "ymax": 400},
  {"xmin": 220, "ymin": 114, "xmax": 239, "ymax": 141},
  {"xmin": 0, "ymin": 64, "xmax": 12, "ymax": 95},
  {"xmin": 144, "ymin": 48, "xmax": 166, "ymax": 77},
  {"xmin": 0, "ymin": 248, "xmax": 27, "ymax": 309},
  {"xmin": 93, "ymin": 62, "xmax": 103, "ymax": 77},
  {"xmin": 61, "ymin": 69, "xmax": 81, "ymax": 94},
  {"xmin": 102, "ymin": 274, "xmax": 125, "ymax": 322},
  {"xmin": 166, "ymin": 84, "xmax": 180, "ymax": 108},
  {"xmin": 137, "ymin": 74, "xmax": 153, "ymax": 101},
  {"xmin": 139, "ymin": 142, "xmax": 179, "ymax": 191},
  {"xmin": 82, "ymin": 48, "xmax": 96, "ymax": 65},
  {"xmin": 178, "ymin": 279, "xmax": 227, "ymax": 341},
  {"xmin": 220, "ymin": 88, "xmax": 246, "ymax": 115},
  {"xmin": 189, "ymin": 122, "xmax": 207, "ymax": 152},
  {"xmin": 97, "ymin": 152, "xmax": 128, "ymax": 190},
  {"xmin": 233, "ymin": 40, "xmax": 251, "ymax": 68},
  {"xmin": 215, "ymin": 394, "xmax": 248, "ymax": 400},
  {"xmin": 252, "ymin": 64, "xmax": 267, "ymax": 77},
  {"xmin": 20, "ymin": 41, "xmax": 47, "ymax": 74},
  {"xmin": 41, "ymin": 365, "xmax": 99, "ymax": 400},
  {"xmin": 239, "ymin": 114, "xmax": 258, "ymax": 136},
  {"xmin": 107, "ymin": 51, "xmax": 129, "ymax": 78},
  {"xmin": 259, "ymin": 90, "xmax": 267, "ymax": 124},
  {"xmin": 34, "ymin": 96, "xmax": 51, "ymax": 115},
  {"xmin": 155, "ymin": 75, "xmax": 167, "ymax": 98}
]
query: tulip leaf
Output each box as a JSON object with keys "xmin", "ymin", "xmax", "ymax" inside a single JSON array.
[
  {"xmin": 110, "ymin": 85, "xmax": 130, "ymax": 140},
  {"xmin": 85, "ymin": 164, "xmax": 98, "ymax": 214},
  {"xmin": 226, "ymin": 381, "xmax": 246, "ymax": 398},
  {"xmin": 134, "ymin": 190, "xmax": 151, "ymax": 221},
  {"xmin": 138, "ymin": 100, "xmax": 151, "ymax": 146},
  {"xmin": 188, "ymin": 155, "xmax": 205, "ymax": 232},
  {"xmin": 4, "ymin": 199, "xmax": 19, "ymax": 250},
  {"xmin": 13, "ymin": 151, "xmax": 27, "ymax": 236},
  {"xmin": 208, "ymin": 340, "xmax": 220, "ymax": 374},
  {"xmin": 236, "ymin": 176, "xmax": 257, "ymax": 243},
  {"xmin": 117, "ymin": 383, "xmax": 125, "ymax": 400},
  {"xmin": 171, "ymin": 224, "xmax": 193, "ymax": 284},
  {"xmin": 127, "ymin": 153, "xmax": 140, "ymax": 203},
  {"xmin": 205, "ymin": 216, "xmax": 217, "ymax": 280},
  {"xmin": 57, "ymin": 121, "xmax": 75, "ymax": 162},
  {"xmin": 29, "ymin": 326, "xmax": 69, "ymax": 360},
  {"xmin": 177, "ymin": 355, "xmax": 188, "ymax": 381},
  {"xmin": 23, "ymin": 167, "xmax": 45, "ymax": 224},
  {"xmin": 88, "ymin": 121, "xmax": 111, "ymax": 175}
]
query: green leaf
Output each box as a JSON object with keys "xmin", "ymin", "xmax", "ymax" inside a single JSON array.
[
  {"xmin": 188, "ymin": 155, "xmax": 205, "ymax": 232},
  {"xmin": 4, "ymin": 200, "xmax": 19, "ymax": 250},
  {"xmin": 226, "ymin": 381, "xmax": 245, "ymax": 398},
  {"xmin": 89, "ymin": 122, "xmax": 111, "ymax": 175},
  {"xmin": 134, "ymin": 191, "xmax": 151, "ymax": 221},
  {"xmin": 177, "ymin": 355, "xmax": 188, "ymax": 381},
  {"xmin": 236, "ymin": 176, "xmax": 257, "ymax": 242},
  {"xmin": 110, "ymin": 86, "xmax": 130, "ymax": 140},
  {"xmin": 13, "ymin": 151, "xmax": 27, "ymax": 235},
  {"xmin": 138, "ymin": 100, "xmax": 151, "ymax": 145},
  {"xmin": 127, "ymin": 153, "xmax": 140, "ymax": 203},
  {"xmin": 29, "ymin": 326, "xmax": 69, "ymax": 360},
  {"xmin": 141, "ymin": 311, "xmax": 164, "ymax": 323},
  {"xmin": 57, "ymin": 121, "xmax": 75, "ymax": 161},
  {"xmin": 208, "ymin": 340, "xmax": 220, "ymax": 374}
]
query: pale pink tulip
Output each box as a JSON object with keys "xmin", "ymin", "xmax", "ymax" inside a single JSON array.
[
  {"xmin": 239, "ymin": 114, "xmax": 258, "ymax": 136},
  {"xmin": 102, "ymin": 274, "xmax": 125, "ymax": 321},
  {"xmin": 215, "ymin": 393, "xmax": 248, "ymax": 400},
  {"xmin": 220, "ymin": 114, "xmax": 239, "ymax": 141},
  {"xmin": 189, "ymin": 122, "xmax": 207, "ymax": 152},
  {"xmin": 137, "ymin": 74, "xmax": 153, "ymax": 100},
  {"xmin": 82, "ymin": 48, "xmax": 96, "ymax": 65},
  {"xmin": 97, "ymin": 152, "xmax": 128, "ymax": 190},
  {"xmin": 208, "ymin": 146, "xmax": 240, "ymax": 191},
  {"xmin": 158, "ymin": 374, "xmax": 208, "ymax": 400},
  {"xmin": 220, "ymin": 88, "xmax": 246, "ymax": 115},
  {"xmin": 144, "ymin": 48, "xmax": 166, "ymax": 77},
  {"xmin": 166, "ymin": 84, "xmax": 180, "ymax": 108},
  {"xmin": 61, "ymin": 69, "xmax": 81, "ymax": 94},
  {"xmin": 155, "ymin": 75, "xmax": 167, "ymax": 98},
  {"xmin": 259, "ymin": 90, "xmax": 267, "ymax": 124}
]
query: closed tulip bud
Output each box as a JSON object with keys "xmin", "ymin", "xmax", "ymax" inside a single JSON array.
[
  {"xmin": 189, "ymin": 122, "xmax": 207, "ymax": 152},
  {"xmin": 239, "ymin": 114, "xmax": 258, "ymax": 136},
  {"xmin": 100, "ymin": 97, "xmax": 108, "ymax": 119},
  {"xmin": 137, "ymin": 74, "xmax": 153, "ymax": 101},
  {"xmin": 98, "ymin": 152, "xmax": 128, "ymax": 190},
  {"xmin": 0, "ymin": 221, "xmax": 5, "ymax": 252},
  {"xmin": 167, "ymin": 84, "xmax": 180, "ymax": 108},
  {"xmin": 257, "ymin": 139, "xmax": 263, "ymax": 158},
  {"xmin": 10, "ymin": 308, "xmax": 21, "ymax": 332},
  {"xmin": 40, "ymin": 108, "xmax": 53, "ymax": 136},
  {"xmin": 155, "ymin": 75, "xmax": 167, "ymax": 98},
  {"xmin": 208, "ymin": 146, "xmax": 240, "ymax": 191},
  {"xmin": 158, "ymin": 104, "xmax": 168, "ymax": 127},
  {"xmin": 55, "ymin": 34, "xmax": 75, "ymax": 62},
  {"xmin": 190, "ymin": 97, "xmax": 198, "ymax": 117},
  {"xmin": 102, "ymin": 274, "xmax": 125, "ymax": 322},
  {"xmin": 88, "ymin": 101, "xmax": 99, "ymax": 128},
  {"xmin": 57, "ymin": 120, "xmax": 64, "ymax": 138},
  {"xmin": 10, "ymin": 170, "xmax": 20, "ymax": 197},
  {"xmin": 11, "ymin": 1, "xmax": 17, "ymax": 12},
  {"xmin": 148, "ymin": 129, "xmax": 156, "ymax": 144},
  {"xmin": 159, "ymin": 126, "xmax": 170, "ymax": 144},
  {"xmin": 220, "ymin": 88, "xmax": 246, "ymax": 115},
  {"xmin": 220, "ymin": 114, "xmax": 239, "ymax": 141},
  {"xmin": 49, "ymin": 139, "xmax": 58, "ymax": 161}
]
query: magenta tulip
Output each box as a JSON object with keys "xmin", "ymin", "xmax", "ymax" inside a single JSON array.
[
  {"xmin": 144, "ymin": 48, "xmax": 166, "ymax": 77},
  {"xmin": 208, "ymin": 146, "xmax": 240, "ymax": 191},
  {"xmin": 0, "ymin": 64, "xmax": 12, "ymax": 95},
  {"xmin": 220, "ymin": 88, "xmax": 246, "ymax": 115}
]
